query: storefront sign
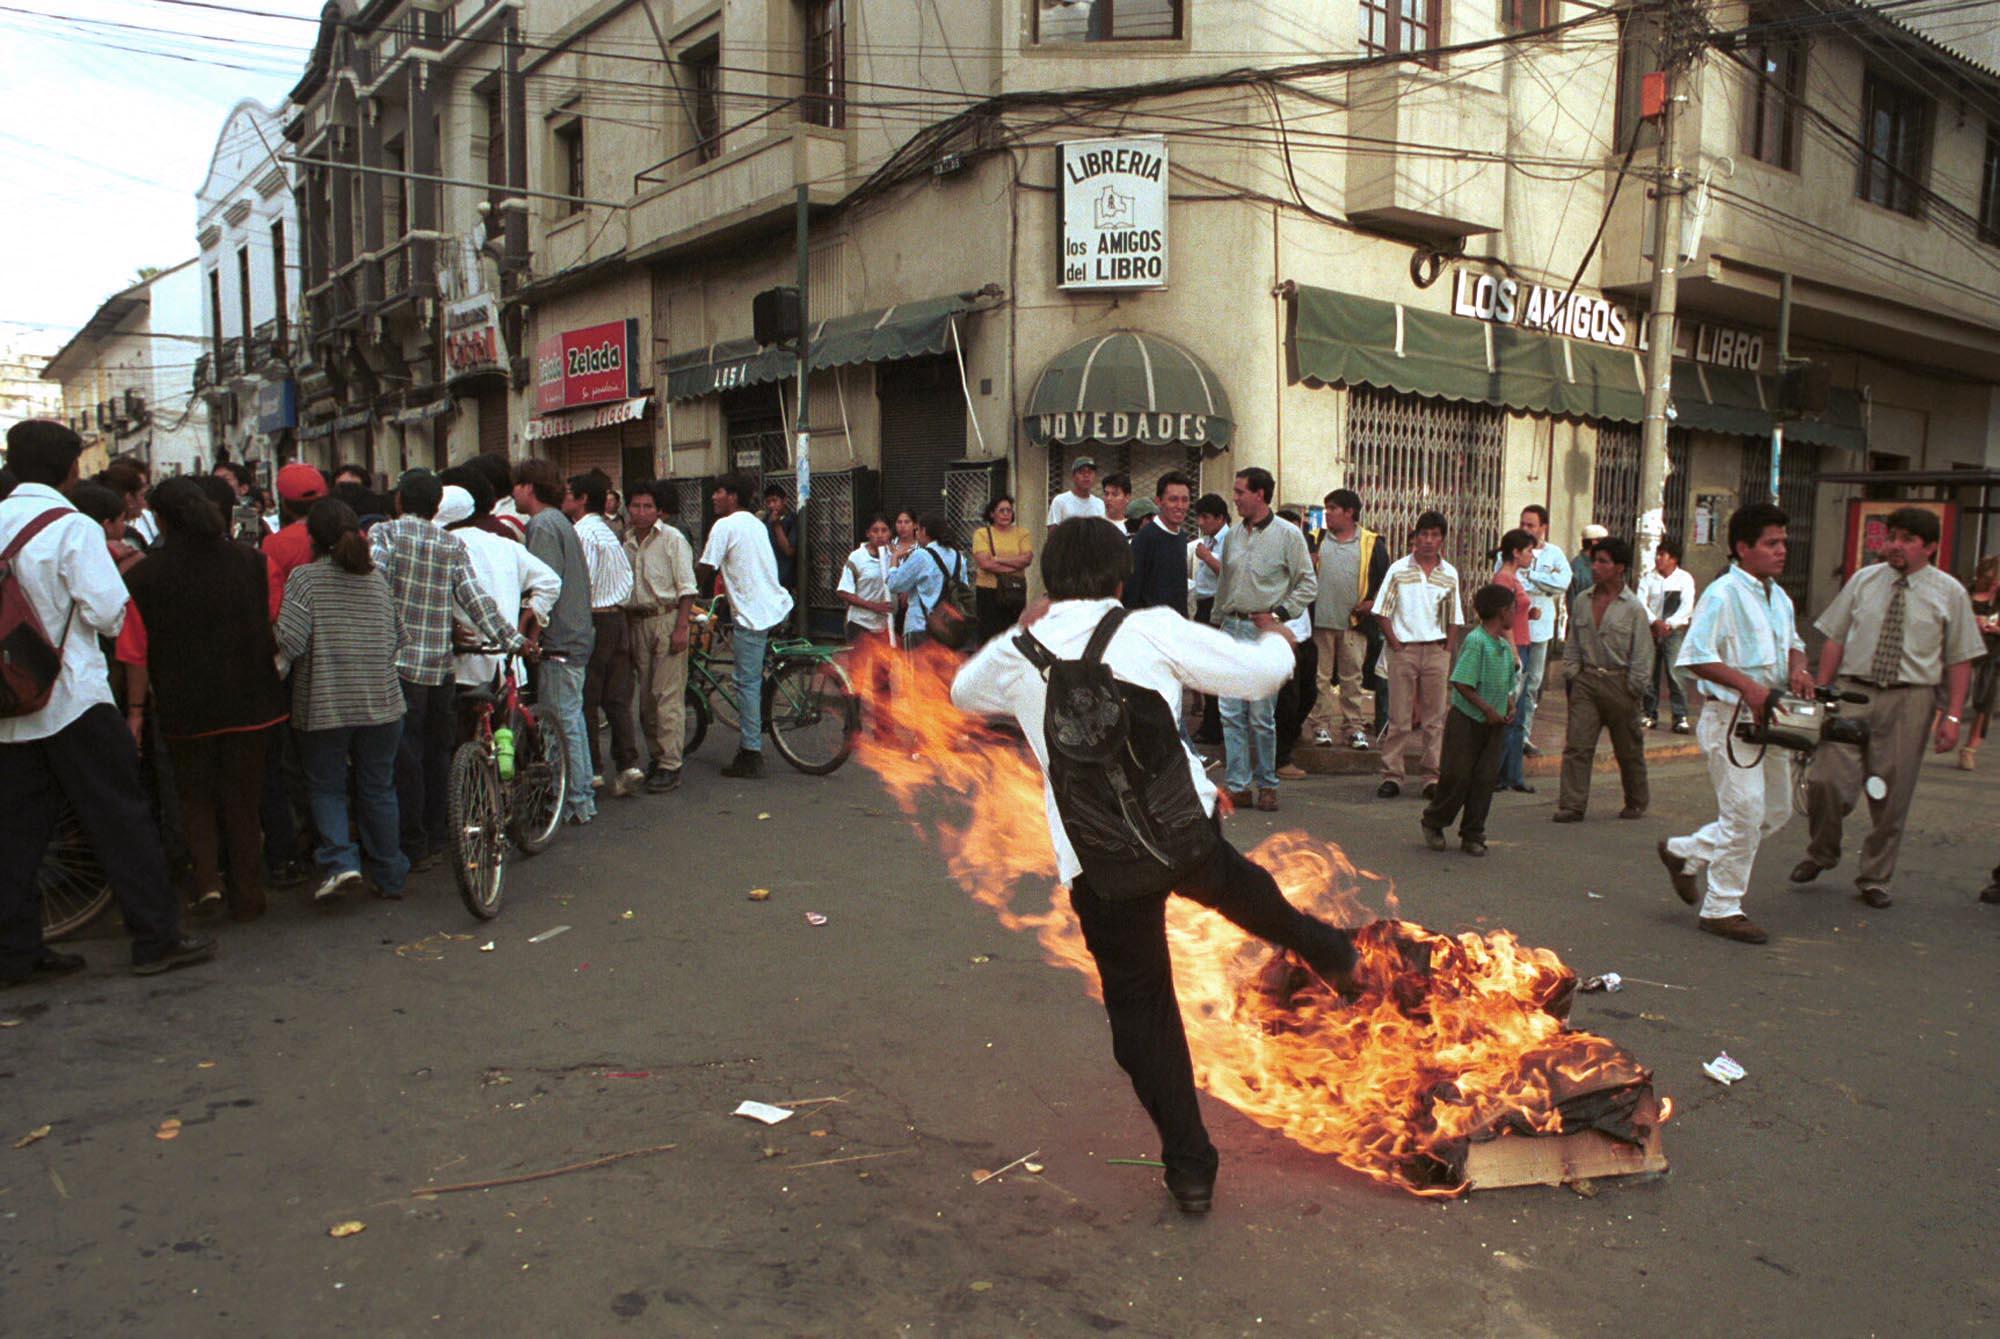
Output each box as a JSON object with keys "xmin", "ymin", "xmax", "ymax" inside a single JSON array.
[
  {"xmin": 444, "ymin": 294, "xmax": 508, "ymax": 383},
  {"xmin": 1684, "ymin": 322, "xmax": 1765, "ymax": 371},
  {"xmin": 525, "ymin": 394, "xmax": 649, "ymax": 442},
  {"xmin": 333, "ymin": 408, "xmax": 374, "ymax": 433},
  {"xmin": 1451, "ymin": 271, "xmax": 1633, "ymax": 348},
  {"xmin": 255, "ymin": 379, "xmax": 297, "ymax": 433},
  {"xmin": 1034, "ymin": 410, "xmax": 1214, "ymax": 446},
  {"xmin": 299, "ymin": 418, "xmax": 333, "ymax": 442},
  {"xmin": 392, "ymin": 398, "xmax": 454, "ymax": 426},
  {"xmin": 535, "ymin": 318, "xmax": 639, "ymax": 413},
  {"xmin": 1059, "ymin": 135, "xmax": 1168, "ymax": 290}
]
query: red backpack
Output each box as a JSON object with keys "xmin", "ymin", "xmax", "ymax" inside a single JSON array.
[{"xmin": 0, "ymin": 508, "xmax": 74, "ymax": 718}]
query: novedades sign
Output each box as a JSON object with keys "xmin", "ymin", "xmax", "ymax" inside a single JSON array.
[
  {"xmin": 1060, "ymin": 135, "xmax": 1168, "ymax": 290},
  {"xmin": 535, "ymin": 317, "xmax": 639, "ymax": 412}
]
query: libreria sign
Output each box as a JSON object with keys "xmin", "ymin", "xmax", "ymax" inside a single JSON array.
[{"xmin": 1060, "ymin": 135, "xmax": 1169, "ymax": 291}]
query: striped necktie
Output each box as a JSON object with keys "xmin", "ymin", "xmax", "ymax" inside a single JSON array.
[{"xmin": 1868, "ymin": 575, "xmax": 1908, "ymax": 686}]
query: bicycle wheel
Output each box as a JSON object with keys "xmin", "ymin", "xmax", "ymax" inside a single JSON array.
[
  {"xmin": 507, "ymin": 712, "xmax": 568, "ymax": 855},
  {"xmin": 39, "ymin": 801, "xmax": 114, "ymax": 941},
  {"xmin": 682, "ymin": 687, "xmax": 710, "ymax": 757},
  {"xmin": 448, "ymin": 741, "xmax": 507, "ymax": 920},
  {"xmin": 765, "ymin": 657, "xmax": 857, "ymax": 775}
]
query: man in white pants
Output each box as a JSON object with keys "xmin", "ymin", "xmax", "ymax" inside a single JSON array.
[{"xmin": 1657, "ymin": 502, "xmax": 1815, "ymax": 945}]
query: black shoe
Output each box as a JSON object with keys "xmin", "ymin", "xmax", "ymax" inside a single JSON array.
[
  {"xmin": 410, "ymin": 851, "xmax": 443, "ymax": 874},
  {"xmin": 1551, "ymin": 810, "xmax": 1584, "ymax": 823},
  {"xmin": 0, "ymin": 948, "xmax": 88, "ymax": 989},
  {"xmin": 131, "ymin": 935, "xmax": 217, "ymax": 977},
  {"xmin": 1506, "ymin": 782, "xmax": 1537, "ymax": 794},
  {"xmin": 1460, "ymin": 839, "xmax": 1488, "ymax": 858},
  {"xmin": 1522, "ymin": 742, "xmax": 1543, "ymax": 758},
  {"xmin": 1788, "ymin": 860, "xmax": 1825, "ymax": 885},
  {"xmin": 1164, "ymin": 1167, "xmax": 1214, "ymax": 1215},
  {"xmin": 1858, "ymin": 886, "xmax": 1893, "ymax": 909},
  {"xmin": 720, "ymin": 749, "xmax": 765, "ymax": 779},
  {"xmin": 1421, "ymin": 782, "xmax": 1438, "ymax": 801},
  {"xmin": 266, "ymin": 859, "xmax": 311, "ymax": 890},
  {"xmin": 1979, "ymin": 880, "xmax": 2000, "ymax": 904},
  {"xmin": 1421, "ymin": 823, "xmax": 1447, "ymax": 851},
  {"xmin": 645, "ymin": 765, "xmax": 682, "ymax": 793},
  {"xmin": 1376, "ymin": 780, "xmax": 1400, "ymax": 799}
]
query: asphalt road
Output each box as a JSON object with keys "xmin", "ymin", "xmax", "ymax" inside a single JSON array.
[{"xmin": 4, "ymin": 739, "xmax": 1997, "ymax": 1337}]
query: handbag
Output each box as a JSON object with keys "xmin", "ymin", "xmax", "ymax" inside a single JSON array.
[{"xmin": 984, "ymin": 528, "xmax": 1028, "ymax": 602}]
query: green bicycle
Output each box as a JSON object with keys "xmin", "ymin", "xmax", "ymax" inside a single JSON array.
[{"xmin": 682, "ymin": 599, "xmax": 858, "ymax": 775}]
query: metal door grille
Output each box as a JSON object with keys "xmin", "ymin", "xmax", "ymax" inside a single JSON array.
[
  {"xmin": 1592, "ymin": 425, "xmax": 1692, "ymax": 549},
  {"xmin": 945, "ymin": 460, "xmax": 1005, "ymax": 549},
  {"xmin": 1739, "ymin": 437, "xmax": 1816, "ymax": 606},
  {"xmin": 658, "ymin": 476, "xmax": 710, "ymax": 550},
  {"xmin": 1343, "ymin": 388, "xmax": 1505, "ymax": 583},
  {"xmin": 762, "ymin": 468, "xmax": 856, "ymax": 612},
  {"xmin": 1664, "ymin": 429, "xmax": 1691, "ymax": 548}
]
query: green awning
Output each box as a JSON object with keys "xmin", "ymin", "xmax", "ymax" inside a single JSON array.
[
  {"xmin": 664, "ymin": 295, "xmax": 974, "ymax": 401},
  {"xmin": 1670, "ymin": 361, "xmax": 1773, "ymax": 437},
  {"xmin": 1024, "ymin": 330, "xmax": 1235, "ymax": 449},
  {"xmin": 1287, "ymin": 286, "xmax": 1647, "ymax": 423}
]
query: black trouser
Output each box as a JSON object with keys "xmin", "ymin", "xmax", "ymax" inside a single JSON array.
[
  {"xmin": 168, "ymin": 730, "xmax": 268, "ymax": 918},
  {"xmin": 396, "ymin": 679, "xmax": 456, "ymax": 862},
  {"xmin": 583, "ymin": 611, "xmax": 638, "ymax": 775},
  {"xmin": 0, "ymin": 703, "xmax": 183, "ymax": 975},
  {"xmin": 1069, "ymin": 839, "xmax": 1357, "ymax": 1183},
  {"xmin": 1422, "ymin": 710, "xmax": 1507, "ymax": 842},
  {"xmin": 258, "ymin": 721, "xmax": 303, "ymax": 872},
  {"xmin": 975, "ymin": 586, "xmax": 1024, "ymax": 647},
  {"xmin": 1193, "ymin": 597, "xmax": 1222, "ymax": 742},
  {"xmin": 1275, "ymin": 635, "xmax": 1319, "ymax": 766}
]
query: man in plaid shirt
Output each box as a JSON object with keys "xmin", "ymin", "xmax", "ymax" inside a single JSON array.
[{"xmin": 371, "ymin": 470, "xmax": 526, "ymax": 870}]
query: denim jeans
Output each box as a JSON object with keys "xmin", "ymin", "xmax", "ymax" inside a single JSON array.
[
  {"xmin": 1218, "ymin": 616, "xmax": 1279, "ymax": 791},
  {"xmin": 733, "ymin": 622, "xmax": 772, "ymax": 753},
  {"xmin": 298, "ymin": 720, "xmax": 410, "ymax": 897},
  {"xmin": 1500, "ymin": 641, "xmax": 1549, "ymax": 787},
  {"xmin": 539, "ymin": 658, "xmax": 594, "ymax": 821},
  {"xmin": 1646, "ymin": 629, "xmax": 1689, "ymax": 721}
]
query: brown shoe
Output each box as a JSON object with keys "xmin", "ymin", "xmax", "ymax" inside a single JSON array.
[
  {"xmin": 1858, "ymin": 886, "xmax": 1892, "ymax": 909},
  {"xmin": 1788, "ymin": 860, "xmax": 1826, "ymax": 885},
  {"xmin": 1618, "ymin": 805, "xmax": 1645, "ymax": 820},
  {"xmin": 1658, "ymin": 839, "xmax": 1698, "ymax": 905},
  {"xmin": 1699, "ymin": 914, "xmax": 1769, "ymax": 944},
  {"xmin": 1275, "ymin": 763, "xmax": 1308, "ymax": 780},
  {"xmin": 1255, "ymin": 788, "xmax": 1279, "ymax": 812},
  {"xmin": 1980, "ymin": 880, "xmax": 2000, "ymax": 904},
  {"xmin": 1551, "ymin": 810, "xmax": 1584, "ymax": 823}
]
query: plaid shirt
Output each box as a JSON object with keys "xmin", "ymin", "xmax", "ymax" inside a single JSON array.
[{"xmin": 370, "ymin": 515, "xmax": 523, "ymax": 685}]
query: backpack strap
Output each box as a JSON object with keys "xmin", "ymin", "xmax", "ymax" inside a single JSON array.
[
  {"xmin": 2, "ymin": 507, "xmax": 72, "ymax": 561},
  {"xmin": 1012, "ymin": 626, "xmax": 1056, "ymax": 675},
  {"xmin": 1081, "ymin": 606, "xmax": 1128, "ymax": 666}
]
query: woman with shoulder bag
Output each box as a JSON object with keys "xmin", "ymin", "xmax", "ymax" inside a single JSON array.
[{"xmin": 971, "ymin": 494, "xmax": 1033, "ymax": 645}]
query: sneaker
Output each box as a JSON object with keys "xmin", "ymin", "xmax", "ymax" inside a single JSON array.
[
  {"xmin": 1276, "ymin": 763, "xmax": 1308, "ymax": 780},
  {"xmin": 1420, "ymin": 822, "xmax": 1447, "ymax": 851},
  {"xmin": 565, "ymin": 810, "xmax": 594, "ymax": 827},
  {"xmin": 191, "ymin": 888, "xmax": 224, "ymax": 918},
  {"xmin": 131, "ymin": 935, "xmax": 218, "ymax": 976},
  {"xmin": 1312, "ymin": 728, "xmax": 1335, "ymax": 747},
  {"xmin": 1671, "ymin": 718, "xmax": 1691, "ymax": 734},
  {"xmin": 1522, "ymin": 742, "xmax": 1542, "ymax": 758},
  {"xmin": 1640, "ymin": 716, "xmax": 1657, "ymax": 730},
  {"xmin": 1348, "ymin": 732, "xmax": 1373, "ymax": 751},
  {"xmin": 1460, "ymin": 839, "xmax": 1488, "ymax": 857},
  {"xmin": 1376, "ymin": 780, "xmax": 1401, "ymax": 799},
  {"xmin": 615, "ymin": 766, "xmax": 645, "ymax": 798},
  {"xmin": 720, "ymin": 749, "xmax": 765, "ymax": 779},
  {"xmin": 590, "ymin": 773, "xmax": 604, "ymax": 790},
  {"xmin": 313, "ymin": 869, "xmax": 362, "ymax": 903},
  {"xmin": 644, "ymin": 764, "xmax": 682, "ymax": 794}
]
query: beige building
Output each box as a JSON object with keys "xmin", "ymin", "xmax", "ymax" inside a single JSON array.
[{"xmin": 284, "ymin": 0, "xmax": 2000, "ymax": 624}]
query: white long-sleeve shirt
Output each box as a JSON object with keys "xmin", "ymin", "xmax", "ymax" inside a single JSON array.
[
  {"xmin": 950, "ymin": 598, "xmax": 1294, "ymax": 882},
  {"xmin": 453, "ymin": 524, "xmax": 561, "ymax": 687},
  {"xmin": 0, "ymin": 483, "xmax": 128, "ymax": 742},
  {"xmin": 1638, "ymin": 565, "xmax": 1698, "ymax": 633}
]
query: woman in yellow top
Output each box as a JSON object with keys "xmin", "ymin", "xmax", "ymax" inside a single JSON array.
[{"xmin": 970, "ymin": 494, "xmax": 1033, "ymax": 645}]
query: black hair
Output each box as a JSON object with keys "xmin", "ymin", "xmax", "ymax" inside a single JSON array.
[
  {"xmin": 1472, "ymin": 582, "xmax": 1516, "ymax": 623},
  {"xmin": 0, "ymin": 467, "xmax": 16, "ymax": 502},
  {"xmin": 463, "ymin": 453, "xmax": 511, "ymax": 503},
  {"xmin": 763, "ymin": 482, "xmax": 787, "ymax": 501},
  {"xmin": 397, "ymin": 469, "xmax": 444, "ymax": 520},
  {"xmin": 211, "ymin": 459, "xmax": 245, "ymax": 489},
  {"xmin": 1413, "ymin": 510, "xmax": 1448, "ymax": 538},
  {"xmin": 68, "ymin": 481, "xmax": 125, "ymax": 526},
  {"xmin": 863, "ymin": 512, "xmax": 892, "ymax": 533},
  {"xmin": 1521, "ymin": 503, "xmax": 1550, "ymax": 526},
  {"xmin": 982, "ymin": 493, "xmax": 1017, "ymax": 524},
  {"xmin": 1324, "ymin": 487, "xmax": 1361, "ymax": 518},
  {"xmin": 1194, "ymin": 492, "xmax": 1230, "ymax": 520},
  {"xmin": 1102, "ymin": 472, "xmax": 1133, "ymax": 495},
  {"xmin": 1594, "ymin": 536, "xmax": 1634, "ymax": 570},
  {"xmin": 5, "ymin": 420, "xmax": 82, "ymax": 486},
  {"xmin": 1235, "ymin": 467, "xmax": 1274, "ymax": 503},
  {"xmin": 714, "ymin": 473, "xmax": 753, "ymax": 509},
  {"xmin": 1727, "ymin": 503, "xmax": 1788, "ymax": 562},
  {"xmin": 918, "ymin": 512, "xmax": 952, "ymax": 546},
  {"xmin": 512, "ymin": 457, "xmax": 562, "ymax": 506},
  {"xmin": 333, "ymin": 462, "xmax": 371, "ymax": 487},
  {"xmin": 149, "ymin": 476, "xmax": 224, "ymax": 543},
  {"xmin": 196, "ymin": 475, "xmax": 238, "ymax": 517},
  {"xmin": 439, "ymin": 463, "xmax": 494, "ymax": 519},
  {"xmin": 1656, "ymin": 536, "xmax": 1683, "ymax": 562},
  {"xmin": 1884, "ymin": 505, "xmax": 1941, "ymax": 547},
  {"xmin": 565, "ymin": 472, "xmax": 608, "ymax": 514},
  {"xmin": 1497, "ymin": 527, "xmax": 1535, "ymax": 564},
  {"xmin": 1042, "ymin": 516, "xmax": 1133, "ymax": 600},
  {"xmin": 100, "ymin": 458, "xmax": 146, "ymax": 499},
  {"xmin": 307, "ymin": 497, "xmax": 372, "ymax": 574},
  {"xmin": 1277, "ymin": 509, "xmax": 1303, "ymax": 527},
  {"xmin": 1155, "ymin": 470, "xmax": 1194, "ymax": 499}
]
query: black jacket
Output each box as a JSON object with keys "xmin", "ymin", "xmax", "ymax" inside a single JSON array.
[{"xmin": 1124, "ymin": 520, "xmax": 1190, "ymax": 614}]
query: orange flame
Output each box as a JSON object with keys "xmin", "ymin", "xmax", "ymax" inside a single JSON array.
[{"xmin": 848, "ymin": 638, "xmax": 1669, "ymax": 1196}]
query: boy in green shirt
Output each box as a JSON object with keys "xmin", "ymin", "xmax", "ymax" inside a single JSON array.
[{"xmin": 1421, "ymin": 584, "xmax": 1520, "ymax": 856}]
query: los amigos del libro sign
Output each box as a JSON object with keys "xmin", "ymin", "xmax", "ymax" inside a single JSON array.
[
  {"xmin": 1449, "ymin": 269, "xmax": 1767, "ymax": 371},
  {"xmin": 1060, "ymin": 136, "xmax": 1168, "ymax": 290}
]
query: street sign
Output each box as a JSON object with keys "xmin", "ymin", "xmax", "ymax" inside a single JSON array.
[{"xmin": 1059, "ymin": 135, "xmax": 1168, "ymax": 291}]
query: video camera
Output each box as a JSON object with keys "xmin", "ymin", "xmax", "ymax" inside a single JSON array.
[{"xmin": 1733, "ymin": 685, "xmax": 1869, "ymax": 754}]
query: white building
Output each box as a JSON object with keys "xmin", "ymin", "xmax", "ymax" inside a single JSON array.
[
  {"xmin": 42, "ymin": 261, "xmax": 210, "ymax": 479},
  {"xmin": 196, "ymin": 98, "xmax": 301, "ymax": 478},
  {"xmin": 0, "ymin": 341, "xmax": 61, "ymax": 437}
]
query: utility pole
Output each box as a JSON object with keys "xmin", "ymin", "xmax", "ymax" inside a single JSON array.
[
  {"xmin": 792, "ymin": 181, "xmax": 812, "ymax": 637},
  {"xmin": 1769, "ymin": 271, "xmax": 1792, "ymax": 503},
  {"xmin": 1634, "ymin": 0, "xmax": 1694, "ymax": 577}
]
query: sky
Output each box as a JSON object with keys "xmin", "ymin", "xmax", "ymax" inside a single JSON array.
[{"xmin": 0, "ymin": 0, "xmax": 322, "ymax": 354}]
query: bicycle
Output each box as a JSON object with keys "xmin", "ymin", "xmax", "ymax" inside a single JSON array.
[
  {"xmin": 681, "ymin": 598, "xmax": 858, "ymax": 774},
  {"xmin": 447, "ymin": 648, "xmax": 571, "ymax": 919},
  {"xmin": 39, "ymin": 800, "xmax": 113, "ymax": 941}
]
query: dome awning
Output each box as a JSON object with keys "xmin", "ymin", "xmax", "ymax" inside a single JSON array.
[{"xmin": 1024, "ymin": 330, "xmax": 1234, "ymax": 450}]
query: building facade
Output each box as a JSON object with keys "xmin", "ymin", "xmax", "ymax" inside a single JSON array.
[
  {"xmin": 0, "ymin": 342, "xmax": 61, "ymax": 437},
  {"xmin": 283, "ymin": 0, "xmax": 2000, "ymax": 624},
  {"xmin": 195, "ymin": 99, "xmax": 303, "ymax": 481},
  {"xmin": 41, "ymin": 261, "xmax": 211, "ymax": 479}
]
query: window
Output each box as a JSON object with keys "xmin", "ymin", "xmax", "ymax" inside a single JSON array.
[
  {"xmin": 271, "ymin": 221, "xmax": 287, "ymax": 349},
  {"xmin": 1612, "ymin": 5, "xmax": 1663, "ymax": 151},
  {"xmin": 1500, "ymin": 0, "xmax": 1556, "ymax": 34},
  {"xmin": 237, "ymin": 247, "xmax": 253, "ymax": 361},
  {"xmin": 484, "ymin": 87, "xmax": 506, "ymax": 217},
  {"xmin": 801, "ymin": 0, "xmax": 844, "ymax": 129},
  {"xmin": 1739, "ymin": 8, "xmax": 1803, "ymax": 169},
  {"xmin": 1360, "ymin": 0, "xmax": 1439, "ymax": 62},
  {"xmin": 384, "ymin": 140, "xmax": 407, "ymax": 237},
  {"xmin": 683, "ymin": 40, "xmax": 721, "ymax": 162},
  {"xmin": 1035, "ymin": 0, "xmax": 1183, "ymax": 43},
  {"xmin": 208, "ymin": 269, "xmax": 224, "ymax": 363},
  {"xmin": 553, "ymin": 120, "xmax": 584, "ymax": 216},
  {"xmin": 1980, "ymin": 122, "xmax": 2000, "ymax": 246},
  {"xmin": 1857, "ymin": 71, "xmax": 1928, "ymax": 217}
]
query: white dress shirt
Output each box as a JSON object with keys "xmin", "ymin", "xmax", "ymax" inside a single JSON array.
[
  {"xmin": 951, "ymin": 598, "xmax": 1294, "ymax": 882},
  {"xmin": 837, "ymin": 543, "xmax": 892, "ymax": 632},
  {"xmin": 0, "ymin": 483, "xmax": 127, "ymax": 742},
  {"xmin": 699, "ymin": 508, "xmax": 794, "ymax": 632},
  {"xmin": 574, "ymin": 512, "xmax": 634, "ymax": 610},
  {"xmin": 1676, "ymin": 563, "xmax": 1805, "ymax": 705},
  {"xmin": 453, "ymin": 525, "xmax": 562, "ymax": 687},
  {"xmin": 1638, "ymin": 566, "xmax": 1698, "ymax": 632}
]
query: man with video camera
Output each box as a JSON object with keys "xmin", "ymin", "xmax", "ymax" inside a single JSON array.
[
  {"xmin": 1657, "ymin": 503, "xmax": 1815, "ymax": 945},
  {"xmin": 1790, "ymin": 506, "xmax": 1982, "ymax": 908}
]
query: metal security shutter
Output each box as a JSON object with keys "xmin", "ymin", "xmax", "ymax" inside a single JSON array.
[
  {"xmin": 477, "ymin": 382, "xmax": 509, "ymax": 457},
  {"xmin": 945, "ymin": 460, "xmax": 1006, "ymax": 548},
  {"xmin": 1664, "ymin": 430, "xmax": 1691, "ymax": 548},
  {"xmin": 1593, "ymin": 423, "xmax": 1692, "ymax": 550},
  {"xmin": 723, "ymin": 387, "xmax": 787, "ymax": 498},
  {"xmin": 762, "ymin": 466, "xmax": 877, "ymax": 625},
  {"xmin": 878, "ymin": 357, "xmax": 964, "ymax": 524},
  {"xmin": 1344, "ymin": 388, "xmax": 1505, "ymax": 583},
  {"xmin": 659, "ymin": 476, "xmax": 711, "ymax": 551},
  {"xmin": 560, "ymin": 429, "xmax": 621, "ymax": 483},
  {"xmin": 1044, "ymin": 441, "xmax": 1203, "ymax": 537}
]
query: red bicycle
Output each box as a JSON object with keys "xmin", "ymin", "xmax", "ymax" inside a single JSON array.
[{"xmin": 449, "ymin": 648, "xmax": 571, "ymax": 919}]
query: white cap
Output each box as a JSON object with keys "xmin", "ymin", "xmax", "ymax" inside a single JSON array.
[{"xmin": 437, "ymin": 485, "xmax": 475, "ymax": 527}]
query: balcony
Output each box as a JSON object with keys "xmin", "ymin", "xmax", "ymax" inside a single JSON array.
[
  {"xmin": 1343, "ymin": 68, "xmax": 1505, "ymax": 241},
  {"xmin": 372, "ymin": 235, "xmax": 437, "ymax": 315},
  {"xmin": 627, "ymin": 126, "xmax": 847, "ymax": 265}
]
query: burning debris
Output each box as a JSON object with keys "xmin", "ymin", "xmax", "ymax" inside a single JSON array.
[{"xmin": 849, "ymin": 641, "xmax": 1670, "ymax": 1198}]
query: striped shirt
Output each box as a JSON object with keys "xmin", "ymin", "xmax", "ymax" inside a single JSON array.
[
  {"xmin": 1676, "ymin": 563, "xmax": 1804, "ymax": 705},
  {"xmin": 277, "ymin": 559, "xmax": 408, "ymax": 731},
  {"xmin": 369, "ymin": 515, "xmax": 523, "ymax": 685},
  {"xmin": 575, "ymin": 513, "xmax": 634, "ymax": 610},
  {"xmin": 1377, "ymin": 554, "xmax": 1463, "ymax": 643}
]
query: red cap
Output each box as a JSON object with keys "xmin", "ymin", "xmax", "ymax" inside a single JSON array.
[{"xmin": 277, "ymin": 463, "xmax": 328, "ymax": 503}]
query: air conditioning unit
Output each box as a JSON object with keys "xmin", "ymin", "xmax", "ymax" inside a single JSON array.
[{"xmin": 123, "ymin": 388, "xmax": 147, "ymax": 420}]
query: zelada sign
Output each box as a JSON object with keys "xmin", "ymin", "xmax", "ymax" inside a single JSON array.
[
  {"xmin": 536, "ymin": 317, "xmax": 639, "ymax": 413},
  {"xmin": 1059, "ymin": 135, "xmax": 1168, "ymax": 291}
]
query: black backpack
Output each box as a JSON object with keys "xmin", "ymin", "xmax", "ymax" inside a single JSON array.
[
  {"xmin": 923, "ymin": 547, "xmax": 976, "ymax": 650},
  {"xmin": 1014, "ymin": 607, "xmax": 1217, "ymax": 900}
]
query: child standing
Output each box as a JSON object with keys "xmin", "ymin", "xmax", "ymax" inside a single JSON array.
[{"xmin": 1421, "ymin": 583, "xmax": 1520, "ymax": 856}]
